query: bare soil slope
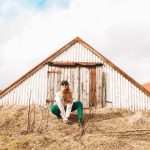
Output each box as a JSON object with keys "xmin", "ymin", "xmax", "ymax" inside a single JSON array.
[{"xmin": 0, "ymin": 105, "xmax": 150, "ymax": 150}]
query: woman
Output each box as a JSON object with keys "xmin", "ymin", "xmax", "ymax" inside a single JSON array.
[{"xmin": 51, "ymin": 80, "xmax": 84, "ymax": 127}]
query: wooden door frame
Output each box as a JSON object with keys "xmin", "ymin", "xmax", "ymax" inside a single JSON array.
[
  {"xmin": 48, "ymin": 61, "xmax": 103, "ymax": 67},
  {"xmin": 89, "ymin": 67, "xmax": 96, "ymax": 107}
]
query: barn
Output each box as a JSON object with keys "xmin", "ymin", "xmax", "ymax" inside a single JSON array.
[{"xmin": 0, "ymin": 37, "xmax": 150, "ymax": 110}]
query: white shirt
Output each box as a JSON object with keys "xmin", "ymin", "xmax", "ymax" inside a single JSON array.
[{"xmin": 54, "ymin": 91, "xmax": 73, "ymax": 120}]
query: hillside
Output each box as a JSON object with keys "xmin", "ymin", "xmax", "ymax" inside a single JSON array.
[{"xmin": 0, "ymin": 105, "xmax": 150, "ymax": 150}]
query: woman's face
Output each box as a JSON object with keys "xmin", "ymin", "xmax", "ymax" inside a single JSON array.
[{"xmin": 61, "ymin": 84, "xmax": 68, "ymax": 92}]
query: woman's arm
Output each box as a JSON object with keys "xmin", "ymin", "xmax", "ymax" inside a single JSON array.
[
  {"xmin": 65, "ymin": 102, "xmax": 73, "ymax": 119},
  {"xmin": 54, "ymin": 93, "xmax": 66, "ymax": 119}
]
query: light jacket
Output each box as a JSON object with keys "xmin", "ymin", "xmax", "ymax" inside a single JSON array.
[{"xmin": 54, "ymin": 91, "xmax": 73, "ymax": 120}]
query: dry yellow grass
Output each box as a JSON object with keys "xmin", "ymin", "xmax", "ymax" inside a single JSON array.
[{"xmin": 0, "ymin": 105, "xmax": 150, "ymax": 150}]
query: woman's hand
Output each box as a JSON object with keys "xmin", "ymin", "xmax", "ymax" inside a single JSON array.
[{"xmin": 63, "ymin": 118, "xmax": 71, "ymax": 124}]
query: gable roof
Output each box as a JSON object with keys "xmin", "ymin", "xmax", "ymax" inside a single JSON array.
[{"xmin": 1, "ymin": 37, "xmax": 150, "ymax": 98}]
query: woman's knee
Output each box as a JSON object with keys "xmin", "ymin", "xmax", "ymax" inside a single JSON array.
[
  {"xmin": 51, "ymin": 106, "xmax": 54, "ymax": 113},
  {"xmin": 76, "ymin": 101, "xmax": 83, "ymax": 108},
  {"xmin": 51, "ymin": 105, "xmax": 57, "ymax": 113}
]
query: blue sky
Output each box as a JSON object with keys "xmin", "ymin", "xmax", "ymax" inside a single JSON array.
[
  {"xmin": 23, "ymin": 0, "xmax": 70, "ymax": 9},
  {"xmin": 0, "ymin": 0, "xmax": 150, "ymax": 90},
  {"xmin": 0, "ymin": 0, "xmax": 70, "ymax": 19}
]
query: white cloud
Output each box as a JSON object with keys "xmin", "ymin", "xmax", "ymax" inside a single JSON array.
[{"xmin": 0, "ymin": 0, "xmax": 150, "ymax": 90}]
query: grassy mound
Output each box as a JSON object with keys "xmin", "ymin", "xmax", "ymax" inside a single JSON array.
[{"xmin": 0, "ymin": 105, "xmax": 150, "ymax": 150}]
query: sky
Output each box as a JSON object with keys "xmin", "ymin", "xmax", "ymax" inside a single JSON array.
[{"xmin": 0, "ymin": 0, "xmax": 150, "ymax": 90}]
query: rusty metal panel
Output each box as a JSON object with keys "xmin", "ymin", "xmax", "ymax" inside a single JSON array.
[{"xmin": 89, "ymin": 67, "xmax": 96, "ymax": 107}]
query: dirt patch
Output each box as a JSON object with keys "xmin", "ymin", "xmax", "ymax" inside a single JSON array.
[{"xmin": 0, "ymin": 105, "xmax": 150, "ymax": 150}]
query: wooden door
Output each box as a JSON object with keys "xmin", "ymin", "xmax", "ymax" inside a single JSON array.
[
  {"xmin": 47, "ymin": 66, "xmax": 103, "ymax": 108},
  {"xmin": 79, "ymin": 66, "xmax": 104, "ymax": 108},
  {"xmin": 95, "ymin": 66, "xmax": 106, "ymax": 108},
  {"xmin": 47, "ymin": 66, "xmax": 79, "ymax": 104}
]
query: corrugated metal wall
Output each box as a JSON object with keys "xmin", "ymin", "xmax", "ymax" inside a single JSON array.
[
  {"xmin": 104, "ymin": 63, "xmax": 150, "ymax": 110},
  {"xmin": 0, "ymin": 42, "xmax": 150, "ymax": 110},
  {"xmin": 0, "ymin": 65, "xmax": 48, "ymax": 106},
  {"xmin": 52, "ymin": 43, "xmax": 102, "ymax": 63}
]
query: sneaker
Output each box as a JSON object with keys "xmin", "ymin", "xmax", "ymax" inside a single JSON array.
[
  {"xmin": 63, "ymin": 118, "xmax": 71, "ymax": 124},
  {"xmin": 78, "ymin": 120, "xmax": 85, "ymax": 136}
]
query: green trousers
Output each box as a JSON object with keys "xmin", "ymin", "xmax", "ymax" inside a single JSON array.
[{"xmin": 51, "ymin": 101, "xmax": 83, "ymax": 120}]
